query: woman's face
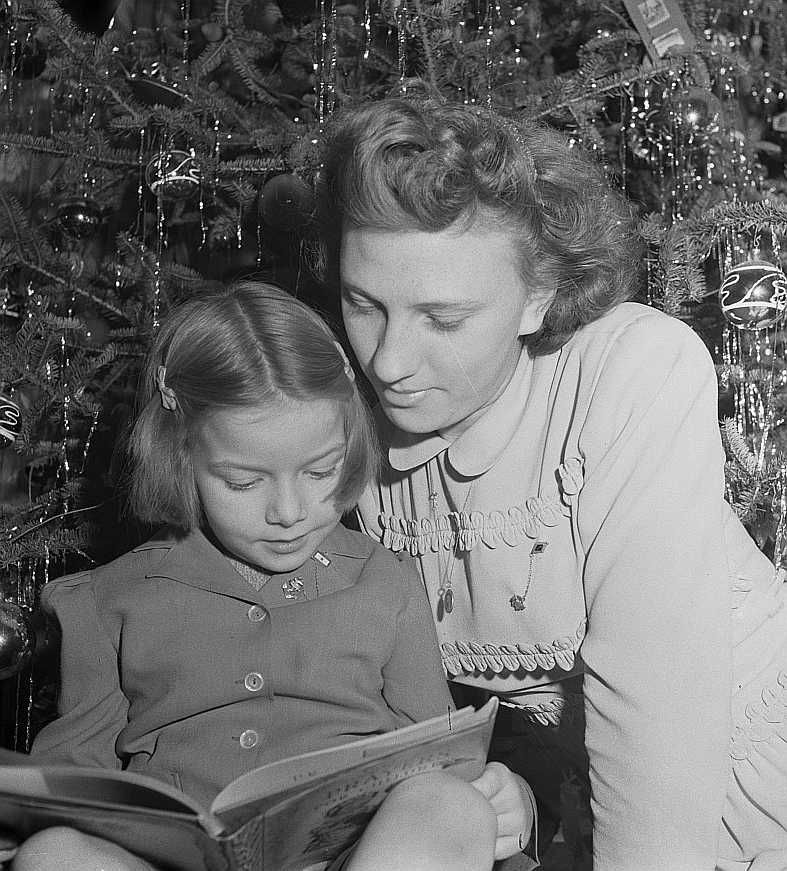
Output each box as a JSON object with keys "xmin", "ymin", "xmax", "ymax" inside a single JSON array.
[{"xmin": 340, "ymin": 224, "xmax": 552, "ymax": 436}]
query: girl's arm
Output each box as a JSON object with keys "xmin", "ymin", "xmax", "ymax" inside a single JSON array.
[
  {"xmin": 31, "ymin": 573, "xmax": 128, "ymax": 768},
  {"xmin": 575, "ymin": 313, "xmax": 732, "ymax": 871}
]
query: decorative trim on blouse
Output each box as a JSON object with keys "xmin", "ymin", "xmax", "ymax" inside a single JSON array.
[
  {"xmin": 729, "ymin": 670, "xmax": 787, "ymax": 762},
  {"xmin": 439, "ymin": 620, "xmax": 587, "ymax": 677},
  {"xmin": 499, "ymin": 692, "xmax": 583, "ymax": 727},
  {"xmin": 378, "ymin": 459, "xmax": 585, "ymax": 556}
]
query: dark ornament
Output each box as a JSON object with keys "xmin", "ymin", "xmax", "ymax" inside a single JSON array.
[
  {"xmin": 0, "ymin": 393, "xmax": 21, "ymax": 446},
  {"xmin": 200, "ymin": 21, "xmax": 224, "ymax": 42},
  {"xmin": 57, "ymin": 197, "xmax": 102, "ymax": 238},
  {"xmin": 145, "ymin": 149, "xmax": 201, "ymax": 200},
  {"xmin": 258, "ymin": 173, "xmax": 314, "ymax": 232},
  {"xmin": 0, "ymin": 600, "xmax": 33, "ymax": 680},
  {"xmin": 719, "ymin": 260, "xmax": 787, "ymax": 331}
]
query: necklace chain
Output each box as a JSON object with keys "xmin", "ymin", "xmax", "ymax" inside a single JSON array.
[{"xmin": 425, "ymin": 458, "xmax": 475, "ymax": 621}]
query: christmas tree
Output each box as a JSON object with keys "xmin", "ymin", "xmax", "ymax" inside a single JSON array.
[{"xmin": 0, "ymin": 0, "xmax": 785, "ymax": 768}]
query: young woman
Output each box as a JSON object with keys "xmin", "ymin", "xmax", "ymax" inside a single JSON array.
[
  {"xmin": 317, "ymin": 91, "xmax": 787, "ymax": 871},
  {"xmin": 12, "ymin": 282, "xmax": 535, "ymax": 871}
]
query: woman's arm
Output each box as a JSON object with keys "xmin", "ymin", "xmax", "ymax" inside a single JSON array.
[{"xmin": 575, "ymin": 313, "xmax": 732, "ymax": 871}]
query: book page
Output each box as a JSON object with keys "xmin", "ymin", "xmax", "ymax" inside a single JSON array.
[
  {"xmin": 0, "ymin": 764, "xmax": 203, "ymax": 816},
  {"xmin": 260, "ymin": 719, "xmax": 492, "ymax": 870},
  {"xmin": 212, "ymin": 702, "xmax": 486, "ymax": 817}
]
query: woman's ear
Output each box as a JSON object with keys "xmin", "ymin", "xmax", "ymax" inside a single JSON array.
[{"xmin": 517, "ymin": 285, "xmax": 557, "ymax": 336}]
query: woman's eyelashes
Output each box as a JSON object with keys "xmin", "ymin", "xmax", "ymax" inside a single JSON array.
[{"xmin": 427, "ymin": 315, "xmax": 466, "ymax": 333}]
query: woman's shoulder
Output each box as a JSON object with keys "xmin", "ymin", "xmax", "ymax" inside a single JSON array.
[{"xmin": 561, "ymin": 301, "xmax": 713, "ymax": 373}]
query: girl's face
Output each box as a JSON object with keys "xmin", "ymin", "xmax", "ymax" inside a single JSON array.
[
  {"xmin": 191, "ymin": 398, "xmax": 346, "ymax": 574},
  {"xmin": 340, "ymin": 224, "xmax": 553, "ymax": 437}
]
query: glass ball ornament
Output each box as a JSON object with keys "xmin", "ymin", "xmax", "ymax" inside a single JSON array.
[
  {"xmin": 0, "ymin": 393, "xmax": 21, "ymax": 447},
  {"xmin": 0, "ymin": 600, "xmax": 33, "ymax": 680},
  {"xmin": 258, "ymin": 173, "xmax": 314, "ymax": 232},
  {"xmin": 57, "ymin": 197, "xmax": 102, "ymax": 238},
  {"xmin": 718, "ymin": 260, "xmax": 787, "ymax": 331},
  {"xmin": 145, "ymin": 149, "xmax": 201, "ymax": 200}
]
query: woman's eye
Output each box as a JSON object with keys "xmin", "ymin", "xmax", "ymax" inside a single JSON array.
[
  {"xmin": 428, "ymin": 316, "xmax": 466, "ymax": 333},
  {"xmin": 343, "ymin": 293, "xmax": 377, "ymax": 314}
]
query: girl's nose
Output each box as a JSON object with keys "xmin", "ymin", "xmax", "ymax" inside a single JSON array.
[{"xmin": 265, "ymin": 480, "xmax": 307, "ymax": 527}]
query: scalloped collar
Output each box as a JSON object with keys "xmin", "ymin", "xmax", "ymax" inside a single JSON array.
[{"xmin": 387, "ymin": 346, "xmax": 535, "ymax": 476}]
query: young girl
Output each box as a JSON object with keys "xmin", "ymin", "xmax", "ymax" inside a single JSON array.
[{"xmin": 11, "ymin": 282, "xmax": 536, "ymax": 871}]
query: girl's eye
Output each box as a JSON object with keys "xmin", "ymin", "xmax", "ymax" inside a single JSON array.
[
  {"xmin": 224, "ymin": 480, "xmax": 257, "ymax": 491},
  {"xmin": 307, "ymin": 465, "xmax": 339, "ymax": 481}
]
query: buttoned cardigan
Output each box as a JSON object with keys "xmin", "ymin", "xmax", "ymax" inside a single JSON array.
[
  {"xmin": 31, "ymin": 523, "xmax": 453, "ymax": 808},
  {"xmin": 357, "ymin": 301, "xmax": 787, "ymax": 871}
]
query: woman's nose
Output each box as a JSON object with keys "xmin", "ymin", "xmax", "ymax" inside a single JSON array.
[
  {"xmin": 265, "ymin": 480, "xmax": 307, "ymax": 527},
  {"xmin": 370, "ymin": 319, "xmax": 418, "ymax": 385}
]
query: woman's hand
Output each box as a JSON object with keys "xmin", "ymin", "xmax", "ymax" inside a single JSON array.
[{"xmin": 470, "ymin": 761, "xmax": 537, "ymax": 861}]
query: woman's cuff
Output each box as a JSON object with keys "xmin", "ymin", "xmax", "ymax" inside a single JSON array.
[{"xmin": 517, "ymin": 777, "xmax": 539, "ymax": 869}]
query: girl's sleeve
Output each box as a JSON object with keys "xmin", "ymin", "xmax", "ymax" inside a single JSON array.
[
  {"xmin": 382, "ymin": 553, "xmax": 455, "ymax": 723},
  {"xmin": 31, "ymin": 574, "xmax": 127, "ymax": 769},
  {"xmin": 574, "ymin": 314, "xmax": 733, "ymax": 871}
]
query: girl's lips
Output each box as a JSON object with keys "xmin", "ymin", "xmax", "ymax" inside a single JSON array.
[{"xmin": 265, "ymin": 534, "xmax": 309, "ymax": 553}]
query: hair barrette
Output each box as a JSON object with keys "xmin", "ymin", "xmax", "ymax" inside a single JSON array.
[
  {"xmin": 333, "ymin": 342, "xmax": 355, "ymax": 382},
  {"xmin": 156, "ymin": 366, "xmax": 178, "ymax": 412}
]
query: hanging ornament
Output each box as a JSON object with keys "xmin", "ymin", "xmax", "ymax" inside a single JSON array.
[
  {"xmin": 56, "ymin": 197, "xmax": 102, "ymax": 238},
  {"xmin": 0, "ymin": 600, "xmax": 33, "ymax": 681},
  {"xmin": 258, "ymin": 173, "xmax": 314, "ymax": 232},
  {"xmin": 719, "ymin": 260, "xmax": 787, "ymax": 331},
  {"xmin": 0, "ymin": 393, "xmax": 21, "ymax": 447},
  {"xmin": 145, "ymin": 149, "xmax": 201, "ymax": 200},
  {"xmin": 200, "ymin": 21, "xmax": 224, "ymax": 42}
]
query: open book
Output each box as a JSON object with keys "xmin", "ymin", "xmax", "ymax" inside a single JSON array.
[{"xmin": 0, "ymin": 698, "xmax": 498, "ymax": 871}]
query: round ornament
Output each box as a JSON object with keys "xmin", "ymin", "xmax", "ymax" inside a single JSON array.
[
  {"xmin": 145, "ymin": 149, "xmax": 201, "ymax": 200},
  {"xmin": 57, "ymin": 197, "xmax": 102, "ymax": 238},
  {"xmin": 0, "ymin": 393, "xmax": 21, "ymax": 446},
  {"xmin": 258, "ymin": 173, "xmax": 314, "ymax": 232},
  {"xmin": 0, "ymin": 600, "xmax": 33, "ymax": 680},
  {"xmin": 718, "ymin": 260, "xmax": 787, "ymax": 331}
]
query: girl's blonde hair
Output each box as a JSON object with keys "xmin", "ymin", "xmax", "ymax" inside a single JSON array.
[{"xmin": 128, "ymin": 281, "xmax": 378, "ymax": 531}]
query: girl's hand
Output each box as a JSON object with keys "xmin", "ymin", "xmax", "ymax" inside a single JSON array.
[{"xmin": 470, "ymin": 761, "xmax": 537, "ymax": 861}]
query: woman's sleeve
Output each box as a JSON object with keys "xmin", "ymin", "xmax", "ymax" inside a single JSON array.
[
  {"xmin": 382, "ymin": 553, "xmax": 455, "ymax": 723},
  {"xmin": 31, "ymin": 574, "xmax": 127, "ymax": 769},
  {"xmin": 575, "ymin": 315, "xmax": 733, "ymax": 871}
]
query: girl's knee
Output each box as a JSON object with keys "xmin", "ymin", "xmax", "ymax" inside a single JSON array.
[
  {"xmin": 389, "ymin": 771, "xmax": 498, "ymax": 850},
  {"xmin": 12, "ymin": 827, "xmax": 154, "ymax": 871}
]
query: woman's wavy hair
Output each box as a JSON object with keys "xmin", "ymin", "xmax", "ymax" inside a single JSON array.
[
  {"xmin": 315, "ymin": 84, "xmax": 641, "ymax": 355},
  {"xmin": 128, "ymin": 281, "xmax": 378, "ymax": 531}
]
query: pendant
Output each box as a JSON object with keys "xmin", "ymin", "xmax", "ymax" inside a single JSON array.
[
  {"xmin": 282, "ymin": 577, "xmax": 305, "ymax": 599},
  {"xmin": 443, "ymin": 588, "xmax": 454, "ymax": 614},
  {"xmin": 509, "ymin": 594, "xmax": 527, "ymax": 612}
]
